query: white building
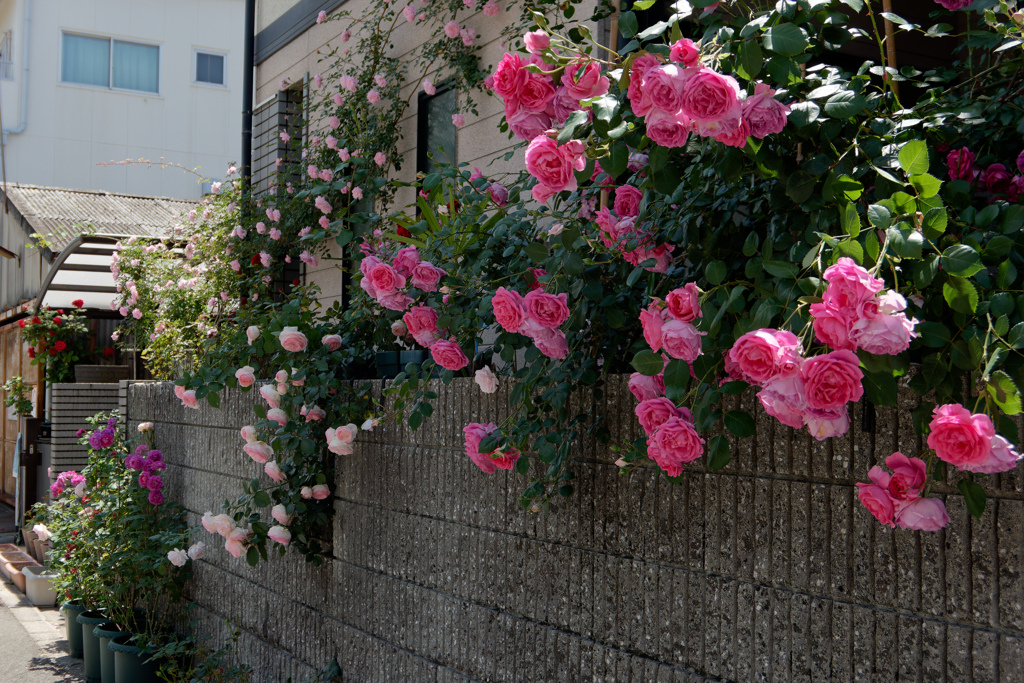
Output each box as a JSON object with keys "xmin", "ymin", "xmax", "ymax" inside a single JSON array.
[{"xmin": 0, "ymin": 0, "xmax": 245, "ymax": 200}]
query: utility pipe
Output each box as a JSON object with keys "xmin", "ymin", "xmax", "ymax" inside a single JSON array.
[
  {"xmin": 241, "ymin": 0, "xmax": 255, "ymax": 188},
  {"xmin": 2, "ymin": 0, "xmax": 31, "ymax": 144}
]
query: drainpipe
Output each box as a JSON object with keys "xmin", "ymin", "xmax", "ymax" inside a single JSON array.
[
  {"xmin": 241, "ymin": 0, "xmax": 255, "ymax": 189},
  {"xmin": 2, "ymin": 0, "xmax": 31, "ymax": 144}
]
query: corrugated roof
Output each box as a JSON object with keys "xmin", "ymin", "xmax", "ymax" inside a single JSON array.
[{"xmin": 2, "ymin": 183, "xmax": 197, "ymax": 251}]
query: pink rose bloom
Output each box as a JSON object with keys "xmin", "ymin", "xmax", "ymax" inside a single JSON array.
[
  {"xmin": 279, "ymin": 327, "xmax": 308, "ymax": 352},
  {"xmin": 311, "ymin": 484, "xmax": 331, "ymax": 500},
  {"xmin": 757, "ymin": 374, "xmax": 807, "ymax": 430},
  {"xmin": 300, "ymin": 487, "xmax": 313, "ymax": 499},
  {"xmin": 316, "ymin": 10, "xmax": 327, "ymax": 22},
  {"xmin": 271, "ymin": 504, "xmax": 292, "ymax": 525},
  {"xmin": 524, "ymin": 30, "xmax": 550, "ymax": 55},
  {"xmin": 422, "ymin": 79, "xmax": 436, "ymax": 95},
  {"xmin": 933, "ymin": 0, "xmax": 973, "ymax": 9},
  {"xmin": 524, "ymin": 290, "xmax": 570, "ymax": 328},
  {"xmin": 487, "ymin": 182, "xmax": 509, "ymax": 206},
  {"xmin": 629, "ymin": 372, "xmax": 665, "ymax": 402},
  {"xmin": 822, "ymin": 257, "xmax": 885, "ymax": 312},
  {"xmin": 491, "ymin": 53, "xmax": 528, "ymax": 101},
  {"xmin": 883, "ymin": 452, "xmax": 928, "ymax": 501},
  {"xmin": 275, "ymin": 370, "xmax": 288, "ymax": 384},
  {"xmin": 727, "ymin": 329, "xmax": 803, "ymax": 385},
  {"xmin": 174, "ymin": 385, "xmax": 186, "ymax": 400},
  {"xmin": 645, "ymin": 108, "xmax": 691, "ymax": 149},
  {"xmin": 463, "ymin": 422, "xmax": 520, "ymax": 474},
  {"xmin": 376, "ymin": 292, "xmax": 414, "ymax": 311},
  {"xmin": 679, "ymin": 68, "xmax": 741, "ymax": 124},
  {"xmin": 804, "ymin": 406, "xmax": 850, "ymax": 440},
  {"xmin": 652, "ymin": 416, "xmax": 705, "ymax": 474},
  {"xmin": 492, "ymin": 287, "xmax": 528, "ymax": 332},
  {"xmin": 1017, "ymin": 148, "xmax": 1024, "ymax": 174},
  {"xmin": 322, "ymin": 334, "xmax": 343, "ymax": 352},
  {"xmin": 431, "ymin": 340, "xmax": 469, "ymax": 371},
  {"xmin": 367, "ymin": 89, "xmax": 382, "ymax": 105},
  {"xmin": 946, "ymin": 147, "xmax": 975, "ymax": 181},
  {"xmin": 304, "ymin": 405, "xmax": 326, "ymax": 423},
  {"xmin": 895, "ymin": 497, "xmax": 949, "ymax": 530},
  {"xmin": 518, "ymin": 73, "xmax": 556, "ymax": 111},
  {"xmin": 643, "ymin": 64, "xmax": 687, "ymax": 114},
  {"xmin": 314, "ymin": 196, "xmax": 332, "ymax": 214},
  {"xmin": 475, "ymin": 366, "xmax": 499, "ymax": 393},
  {"xmin": 240, "ymin": 425, "xmax": 258, "ymax": 443},
  {"xmin": 533, "ymin": 329, "xmax": 569, "ymax": 359},
  {"xmin": 452, "ymin": 113, "xmax": 465, "ymax": 127},
  {"xmin": 627, "ymin": 54, "xmax": 663, "ymax": 116},
  {"xmin": 224, "ymin": 537, "xmax": 247, "ymax": 559},
  {"xmin": 963, "ymin": 434, "xmax": 1022, "ymax": 474},
  {"xmin": 525, "ymin": 136, "xmax": 586, "ymax": 203},
  {"xmin": 444, "ymin": 20, "xmax": 460, "ymax": 38},
  {"xmin": 235, "ymin": 365, "xmax": 256, "ymax": 388},
  {"xmin": 661, "ymin": 319, "xmax": 703, "ymax": 361},
  {"xmin": 561, "ymin": 60, "xmax": 610, "ymax": 100},
  {"xmin": 810, "ymin": 303, "xmax": 856, "ymax": 351},
  {"xmin": 329, "ymin": 424, "xmax": 358, "ymax": 444},
  {"xmin": 181, "ymin": 390, "xmax": 198, "ymax": 409},
  {"xmin": 742, "ymin": 83, "xmax": 790, "ymax": 139},
  {"xmin": 482, "ymin": 0, "xmax": 499, "ymax": 14},
  {"xmin": 927, "ymin": 404, "xmax": 996, "ymax": 468},
  {"xmin": 411, "ymin": 262, "xmax": 445, "ymax": 292},
  {"xmin": 508, "ymin": 106, "xmax": 554, "ymax": 141},
  {"xmin": 639, "ymin": 305, "xmax": 666, "ymax": 352},
  {"xmin": 712, "ymin": 116, "xmax": 750, "ymax": 148},
  {"xmin": 635, "ymin": 397, "xmax": 679, "ymax": 435},
  {"xmin": 856, "ymin": 470, "xmax": 896, "ymax": 527},
  {"xmin": 801, "ymin": 350, "xmax": 863, "ymax": 411},
  {"xmin": 243, "ymin": 441, "xmax": 273, "ymax": 464},
  {"xmin": 665, "ymin": 283, "xmax": 701, "ymax": 322},
  {"xmin": 549, "ymin": 86, "xmax": 579, "ymax": 125},
  {"xmin": 368, "ymin": 262, "xmax": 406, "ymax": 296},
  {"xmin": 614, "ymin": 185, "xmax": 643, "ymax": 218},
  {"xmin": 669, "ymin": 38, "xmax": 700, "ymax": 66},
  {"xmin": 266, "ymin": 408, "xmax": 288, "ymax": 426},
  {"xmin": 259, "ymin": 385, "xmax": 282, "ymax": 409},
  {"xmin": 264, "ymin": 460, "xmax": 286, "ymax": 482},
  {"xmin": 850, "ymin": 311, "xmax": 918, "ymax": 355},
  {"xmin": 403, "ymin": 306, "xmax": 440, "ymax": 347},
  {"xmin": 392, "ymin": 247, "xmax": 421, "ymax": 277},
  {"xmin": 983, "ymin": 163, "xmax": 1013, "ymax": 194},
  {"xmin": 268, "ymin": 525, "xmax": 291, "ymax": 545}
]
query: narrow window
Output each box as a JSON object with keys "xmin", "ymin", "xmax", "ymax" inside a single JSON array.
[
  {"xmin": 195, "ymin": 52, "xmax": 225, "ymax": 85},
  {"xmin": 417, "ymin": 85, "xmax": 457, "ymax": 175}
]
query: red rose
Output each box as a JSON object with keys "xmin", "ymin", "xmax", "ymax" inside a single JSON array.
[
  {"xmin": 27, "ymin": 348, "xmax": 35, "ymax": 358},
  {"xmin": 72, "ymin": 299, "xmax": 84, "ymax": 308},
  {"xmin": 54, "ymin": 341, "xmax": 67, "ymax": 352},
  {"xmin": 396, "ymin": 226, "xmax": 411, "ymax": 238},
  {"xmin": 32, "ymin": 317, "xmax": 41, "ymax": 324},
  {"xmin": 53, "ymin": 317, "xmax": 62, "ymax": 325},
  {"xmin": 48, "ymin": 348, "xmax": 56, "ymax": 356},
  {"xmin": 251, "ymin": 254, "xmax": 260, "ymax": 266},
  {"xmin": 18, "ymin": 320, "xmax": 25, "ymax": 328},
  {"xmin": 102, "ymin": 348, "xmax": 114, "ymax": 358}
]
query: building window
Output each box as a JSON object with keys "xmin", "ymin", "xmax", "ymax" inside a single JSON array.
[
  {"xmin": 0, "ymin": 31, "xmax": 13, "ymax": 80},
  {"xmin": 60, "ymin": 32, "xmax": 159, "ymax": 93},
  {"xmin": 195, "ymin": 51, "xmax": 225, "ymax": 85},
  {"xmin": 417, "ymin": 85, "xmax": 457, "ymax": 174},
  {"xmin": 251, "ymin": 85, "xmax": 304, "ymax": 196}
]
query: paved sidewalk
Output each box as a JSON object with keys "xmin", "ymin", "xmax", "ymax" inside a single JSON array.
[{"xmin": 0, "ymin": 575, "xmax": 84, "ymax": 682}]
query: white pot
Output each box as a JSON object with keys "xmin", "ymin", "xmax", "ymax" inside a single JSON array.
[{"xmin": 22, "ymin": 565, "xmax": 57, "ymax": 607}]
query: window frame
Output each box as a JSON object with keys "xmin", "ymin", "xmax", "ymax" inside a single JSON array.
[
  {"xmin": 416, "ymin": 81, "xmax": 458, "ymax": 175},
  {"xmin": 192, "ymin": 47, "xmax": 227, "ymax": 88},
  {"xmin": 59, "ymin": 30, "xmax": 161, "ymax": 96}
]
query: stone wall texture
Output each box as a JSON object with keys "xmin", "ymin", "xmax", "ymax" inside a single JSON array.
[{"xmin": 125, "ymin": 378, "xmax": 1024, "ymax": 682}]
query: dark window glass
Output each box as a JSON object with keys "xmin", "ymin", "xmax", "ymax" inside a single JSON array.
[
  {"xmin": 196, "ymin": 52, "xmax": 224, "ymax": 85},
  {"xmin": 417, "ymin": 86, "xmax": 457, "ymax": 174}
]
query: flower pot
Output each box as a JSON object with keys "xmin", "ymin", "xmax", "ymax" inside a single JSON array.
[
  {"xmin": 30, "ymin": 538, "xmax": 43, "ymax": 562},
  {"xmin": 94, "ymin": 623, "xmax": 125, "ymax": 683},
  {"xmin": 22, "ymin": 565, "xmax": 57, "ymax": 606},
  {"xmin": 109, "ymin": 633, "xmax": 160, "ymax": 683},
  {"xmin": 63, "ymin": 600, "xmax": 86, "ymax": 657},
  {"xmin": 5, "ymin": 559, "xmax": 40, "ymax": 593},
  {"xmin": 22, "ymin": 528, "xmax": 38, "ymax": 560},
  {"xmin": 78, "ymin": 610, "xmax": 111, "ymax": 683}
]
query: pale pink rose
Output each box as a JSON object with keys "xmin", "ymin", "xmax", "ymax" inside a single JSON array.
[
  {"xmin": 376, "ymin": 292, "xmax": 414, "ymax": 311},
  {"xmin": 524, "ymin": 290, "xmax": 570, "ymax": 328},
  {"xmin": 243, "ymin": 441, "xmax": 273, "ymax": 464},
  {"xmin": 525, "ymin": 136, "xmax": 586, "ymax": 202},
  {"xmin": 322, "ymin": 334, "xmax": 343, "ymax": 352},
  {"xmin": 643, "ymin": 64, "xmax": 687, "ymax": 113},
  {"xmin": 259, "ymin": 385, "xmax": 282, "ymax": 409},
  {"xmin": 927, "ymin": 404, "xmax": 995, "ymax": 468},
  {"xmin": 651, "ymin": 416, "xmax": 705, "ymax": 474},
  {"xmin": 508, "ymin": 107, "xmax": 554, "ymax": 142},
  {"xmin": 665, "ymin": 283, "xmax": 701, "ymax": 322},
  {"xmin": 271, "ymin": 504, "xmax": 292, "ymax": 525},
  {"xmin": 561, "ymin": 60, "xmax": 609, "ymax": 100},
  {"xmin": 392, "ymin": 321, "xmax": 408, "ymax": 337},
  {"xmin": 635, "ymin": 398, "xmax": 679, "ymax": 435},
  {"xmin": 850, "ymin": 312, "xmax": 918, "ymax": 355},
  {"xmin": 645, "ymin": 108, "xmax": 691, "ymax": 148},
  {"xmin": 367, "ymin": 262, "xmax": 406, "ymax": 295},
  {"xmin": 422, "ymin": 79, "xmax": 436, "ymax": 95},
  {"xmin": 963, "ymin": 435, "xmax": 1022, "ymax": 474},
  {"xmin": 482, "ymin": 0, "xmax": 499, "ymax": 15},
  {"xmin": 264, "ymin": 460, "xmax": 286, "ymax": 482},
  {"xmin": 431, "ymin": 340, "xmax": 469, "ymax": 371},
  {"xmin": 367, "ymin": 89, "xmax": 382, "ymax": 105},
  {"xmin": 279, "ymin": 327, "xmax": 308, "ymax": 352},
  {"xmin": 895, "ymin": 497, "xmax": 949, "ymax": 531},
  {"xmin": 187, "ymin": 542, "xmax": 205, "ymax": 560},
  {"xmin": 411, "ymin": 262, "xmax": 445, "ymax": 292},
  {"xmin": 628, "ymin": 54, "xmax": 663, "ymax": 116},
  {"xmin": 549, "ymin": 86, "xmax": 579, "ymax": 125},
  {"xmin": 224, "ymin": 538, "xmax": 246, "ymax": 558},
  {"xmin": 452, "ymin": 113, "xmax": 465, "ymax": 127},
  {"xmin": 276, "ymin": 370, "xmax": 290, "ymax": 384},
  {"xmin": 804, "ymin": 407, "xmax": 850, "ymax": 440},
  {"xmin": 329, "ymin": 117, "xmax": 340, "ymax": 130},
  {"xmin": 240, "ymin": 425, "xmax": 258, "ymax": 443},
  {"xmin": 311, "ymin": 484, "xmax": 330, "ymax": 500},
  {"xmin": 304, "ymin": 405, "xmax": 326, "ymax": 423},
  {"xmin": 316, "ymin": 10, "xmax": 327, "ymax": 23},
  {"xmin": 246, "ymin": 326, "xmax": 260, "ymax": 346},
  {"xmin": 810, "ymin": 303, "xmax": 856, "ymax": 351},
  {"xmin": 524, "ymin": 30, "xmax": 550, "ymax": 55},
  {"xmin": 614, "ymin": 185, "xmax": 643, "ymax": 218},
  {"xmin": 801, "ymin": 350, "xmax": 864, "ymax": 411},
  {"xmin": 403, "ymin": 5, "xmax": 415, "ymax": 21},
  {"xmin": 201, "ymin": 512, "xmax": 217, "ymax": 534},
  {"xmin": 533, "ymin": 329, "xmax": 569, "ymax": 359},
  {"xmin": 392, "ymin": 247, "xmax": 421, "ymax": 277},
  {"xmin": 300, "ymin": 486, "xmax": 313, "ymax": 499},
  {"xmin": 235, "ymin": 366, "xmax": 256, "ymax": 388},
  {"xmin": 629, "ymin": 372, "xmax": 665, "ymax": 401},
  {"xmin": 463, "ymin": 422, "xmax": 520, "ymax": 473},
  {"xmin": 669, "ymin": 38, "xmax": 700, "ymax": 66},
  {"xmin": 492, "ymin": 287, "xmax": 528, "ymax": 332},
  {"xmin": 712, "ymin": 116, "xmax": 750, "ymax": 148},
  {"xmin": 661, "ymin": 319, "xmax": 704, "ymax": 361},
  {"xmin": 181, "ymin": 390, "xmax": 199, "ymax": 409},
  {"xmin": 315, "ymin": 196, "xmax": 332, "ymax": 214},
  {"xmin": 475, "ymin": 366, "xmax": 499, "ymax": 393},
  {"xmin": 444, "ymin": 20, "xmax": 460, "ymax": 38},
  {"xmin": 268, "ymin": 525, "xmax": 291, "ymax": 545},
  {"xmin": 757, "ymin": 374, "xmax": 807, "ymax": 430},
  {"xmin": 679, "ymin": 68, "xmax": 741, "ymax": 124},
  {"xmin": 167, "ymin": 549, "xmax": 188, "ymax": 567},
  {"xmin": 857, "ymin": 471, "xmax": 896, "ymax": 527},
  {"xmin": 267, "ymin": 408, "xmax": 289, "ymax": 426},
  {"xmin": 212, "ymin": 514, "xmax": 234, "ymax": 537},
  {"xmin": 742, "ymin": 83, "xmax": 790, "ymax": 139}
]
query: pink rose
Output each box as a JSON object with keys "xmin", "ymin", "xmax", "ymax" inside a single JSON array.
[
  {"xmin": 801, "ymin": 350, "xmax": 864, "ymax": 411},
  {"xmin": 727, "ymin": 329, "xmax": 803, "ymax": 385},
  {"xmin": 266, "ymin": 408, "xmax": 288, "ymax": 426},
  {"xmin": 264, "ymin": 460, "xmax": 286, "ymax": 482},
  {"xmin": 322, "ymin": 334, "xmax": 343, "ymax": 352},
  {"xmin": 946, "ymin": 147, "xmax": 975, "ymax": 181},
  {"xmin": 665, "ymin": 283, "xmax": 701, "ymax": 322},
  {"xmin": 652, "ymin": 416, "xmax": 705, "ymax": 474},
  {"xmin": 267, "ymin": 525, "xmax": 291, "ymax": 545},
  {"xmin": 640, "ymin": 305, "xmax": 666, "ymax": 352},
  {"xmin": 810, "ymin": 304, "xmax": 856, "ymax": 351},
  {"xmin": 304, "ymin": 405, "xmax": 326, "ymax": 423},
  {"xmin": 403, "ymin": 306, "xmax": 440, "ymax": 347},
  {"xmin": 487, "ymin": 182, "xmax": 509, "ymax": 206},
  {"xmin": 629, "ymin": 372, "xmax": 665, "ymax": 401},
  {"xmin": 642, "ymin": 64, "xmax": 687, "ymax": 113},
  {"xmin": 300, "ymin": 487, "xmax": 313, "ymax": 499},
  {"xmin": 635, "ymin": 398, "xmax": 679, "ymax": 435},
  {"xmin": 367, "ymin": 263, "xmax": 406, "ymax": 296},
  {"xmin": 524, "ymin": 290, "xmax": 570, "ymax": 328},
  {"xmin": 524, "ymin": 30, "xmax": 550, "ymax": 54},
  {"xmin": 712, "ymin": 116, "xmax": 750, "ymax": 148},
  {"xmin": 660, "ymin": 319, "xmax": 703, "ymax": 361},
  {"xmin": 410, "ymin": 261, "xmax": 445, "ymax": 292},
  {"xmin": 259, "ymin": 385, "xmax": 282, "ymax": 409},
  {"xmin": 884, "ymin": 452, "xmax": 927, "ymax": 501},
  {"xmin": 963, "ymin": 435, "xmax": 1022, "ymax": 474},
  {"xmin": 507, "ymin": 106, "xmax": 553, "ymax": 141},
  {"xmin": 525, "ymin": 136, "xmax": 586, "ymax": 202},
  {"xmin": 927, "ymin": 404, "xmax": 995, "ymax": 468},
  {"xmin": 757, "ymin": 375, "xmax": 807, "ymax": 430},
  {"xmin": 431, "ymin": 340, "xmax": 469, "ymax": 371},
  {"xmin": 279, "ymin": 327, "xmax": 308, "ymax": 352},
  {"xmin": 857, "ymin": 476, "xmax": 896, "ymax": 527},
  {"xmin": 627, "ymin": 54, "xmax": 663, "ymax": 116},
  {"xmin": 518, "ymin": 73, "xmax": 556, "ymax": 111},
  {"xmin": 271, "ymin": 504, "xmax": 292, "ymax": 525},
  {"xmin": 246, "ymin": 326, "xmax": 260, "ymax": 345},
  {"xmin": 376, "ymin": 292, "xmax": 414, "ymax": 311},
  {"xmin": 821, "ymin": 257, "xmax": 885, "ymax": 313},
  {"xmin": 240, "ymin": 425, "xmax": 257, "ymax": 443},
  {"xmin": 549, "ymin": 87, "xmax": 579, "ymax": 125},
  {"xmin": 533, "ymin": 329, "xmax": 569, "ymax": 359},
  {"xmin": 561, "ymin": 60, "xmax": 609, "ymax": 100},
  {"xmin": 850, "ymin": 312, "xmax": 918, "ymax": 355},
  {"xmin": 669, "ymin": 38, "xmax": 700, "ymax": 66},
  {"xmin": 644, "ymin": 108, "xmax": 691, "ymax": 149},
  {"xmin": 804, "ymin": 407, "xmax": 850, "ymax": 440},
  {"xmin": 235, "ymin": 365, "xmax": 256, "ymax": 388},
  {"xmin": 392, "ymin": 247, "xmax": 421, "ymax": 277},
  {"xmin": 243, "ymin": 441, "xmax": 273, "ymax": 464},
  {"xmin": 983, "ymin": 163, "xmax": 1013, "ymax": 194},
  {"xmin": 492, "ymin": 287, "xmax": 528, "ymax": 332},
  {"xmin": 181, "ymin": 390, "xmax": 198, "ymax": 409},
  {"xmin": 895, "ymin": 497, "xmax": 949, "ymax": 531},
  {"xmin": 463, "ymin": 422, "xmax": 520, "ymax": 474},
  {"xmin": 311, "ymin": 484, "xmax": 330, "ymax": 499},
  {"xmin": 741, "ymin": 83, "xmax": 790, "ymax": 139},
  {"xmin": 491, "ymin": 53, "xmax": 528, "ymax": 101},
  {"xmin": 679, "ymin": 68, "xmax": 741, "ymax": 124},
  {"xmin": 475, "ymin": 366, "xmax": 499, "ymax": 393},
  {"xmin": 613, "ymin": 185, "xmax": 643, "ymax": 218}
]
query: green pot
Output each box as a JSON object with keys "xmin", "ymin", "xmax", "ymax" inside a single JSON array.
[
  {"xmin": 62, "ymin": 600, "xmax": 86, "ymax": 658},
  {"xmin": 109, "ymin": 633, "xmax": 159, "ymax": 683},
  {"xmin": 94, "ymin": 622, "xmax": 125, "ymax": 683},
  {"xmin": 77, "ymin": 611, "xmax": 111, "ymax": 683}
]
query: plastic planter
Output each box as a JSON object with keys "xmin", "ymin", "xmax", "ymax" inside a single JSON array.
[
  {"xmin": 94, "ymin": 622, "xmax": 124, "ymax": 683},
  {"xmin": 62, "ymin": 600, "xmax": 86, "ymax": 658},
  {"xmin": 78, "ymin": 610, "xmax": 111, "ymax": 683},
  {"xmin": 22, "ymin": 566, "xmax": 57, "ymax": 606},
  {"xmin": 109, "ymin": 633, "xmax": 160, "ymax": 683}
]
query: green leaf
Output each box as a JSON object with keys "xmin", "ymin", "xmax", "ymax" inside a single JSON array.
[
  {"xmin": 823, "ymin": 90, "xmax": 867, "ymax": 118},
  {"xmin": 525, "ymin": 242, "xmax": 548, "ymax": 262},
  {"xmin": 742, "ymin": 232, "xmax": 760, "ymax": 257},
  {"xmin": 632, "ymin": 0, "xmax": 656, "ymax": 9},
  {"xmin": 910, "ymin": 173, "xmax": 941, "ymax": 198},
  {"xmin": 619, "ymin": 11, "xmax": 639, "ymax": 37},
  {"xmin": 763, "ymin": 23, "xmax": 807, "ymax": 56},
  {"xmin": 737, "ymin": 41, "xmax": 763, "ymax": 80},
  {"xmin": 918, "ymin": 321, "xmax": 951, "ymax": 348},
  {"xmin": 631, "ymin": 350, "xmax": 664, "ymax": 377},
  {"xmin": 1008, "ymin": 322, "xmax": 1024, "ymax": 349},
  {"xmin": 867, "ymin": 204, "xmax": 891, "ymax": 228},
  {"xmin": 706, "ymin": 435, "xmax": 731, "ymax": 471},
  {"xmin": 958, "ymin": 479, "xmax": 987, "ymax": 519},
  {"xmin": 603, "ymin": 140, "xmax": 628, "ymax": 178},
  {"xmin": 862, "ymin": 369, "xmax": 898, "ymax": 406},
  {"xmin": 898, "ymin": 140, "xmax": 929, "ymax": 175},
  {"xmin": 557, "ymin": 110, "xmax": 589, "ymax": 144},
  {"xmin": 206, "ymin": 391, "xmax": 221, "ymax": 409},
  {"xmin": 763, "ymin": 260, "xmax": 799, "ymax": 279},
  {"xmin": 840, "ymin": 203, "xmax": 860, "ymax": 237},
  {"xmin": 940, "ymin": 245, "xmax": 983, "ymax": 277},
  {"xmin": 788, "ymin": 101, "xmax": 820, "ymax": 127},
  {"xmin": 786, "ymin": 171, "xmax": 816, "ymax": 204},
  {"xmin": 724, "ymin": 410, "xmax": 756, "ymax": 438},
  {"xmin": 563, "ymin": 252, "xmax": 585, "ymax": 276},
  {"xmin": 254, "ymin": 491, "xmax": 271, "ymax": 507},
  {"xmin": 408, "ymin": 411, "xmax": 423, "ymax": 430},
  {"xmin": 663, "ymin": 360, "xmax": 691, "ymax": 402},
  {"xmin": 706, "ymin": 260, "xmax": 727, "ymax": 285},
  {"xmin": 591, "ymin": 95, "xmax": 618, "ymax": 124},
  {"xmin": 943, "ymin": 276, "xmax": 979, "ymax": 314},
  {"xmin": 246, "ymin": 546, "xmax": 259, "ymax": 567},
  {"xmin": 836, "ymin": 239, "xmax": 864, "ymax": 264},
  {"xmin": 986, "ymin": 371, "xmax": 1021, "ymax": 415}
]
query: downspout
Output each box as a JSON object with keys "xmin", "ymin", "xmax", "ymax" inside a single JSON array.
[
  {"xmin": 240, "ymin": 0, "xmax": 255, "ymax": 188},
  {"xmin": 2, "ymin": 0, "xmax": 31, "ymax": 144}
]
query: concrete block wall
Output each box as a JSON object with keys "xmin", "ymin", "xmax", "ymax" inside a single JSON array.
[{"xmin": 125, "ymin": 378, "xmax": 1024, "ymax": 682}]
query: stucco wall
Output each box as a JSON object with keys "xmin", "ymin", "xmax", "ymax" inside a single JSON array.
[{"xmin": 126, "ymin": 378, "xmax": 1024, "ymax": 682}]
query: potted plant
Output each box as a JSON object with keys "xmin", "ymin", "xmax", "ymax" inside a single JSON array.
[
  {"xmin": 19, "ymin": 303, "xmax": 89, "ymax": 385},
  {"xmin": 2, "ymin": 376, "xmax": 34, "ymax": 419}
]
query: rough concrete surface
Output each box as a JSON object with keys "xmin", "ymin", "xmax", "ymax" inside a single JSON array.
[{"xmin": 0, "ymin": 571, "xmax": 84, "ymax": 682}]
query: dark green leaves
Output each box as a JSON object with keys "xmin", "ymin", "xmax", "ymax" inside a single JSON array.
[
  {"xmin": 862, "ymin": 370, "xmax": 898, "ymax": 406},
  {"xmin": 762, "ymin": 23, "xmax": 807, "ymax": 56},
  {"xmin": 631, "ymin": 350, "xmax": 664, "ymax": 376},
  {"xmin": 958, "ymin": 478, "xmax": 986, "ymax": 519},
  {"xmin": 898, "ymin": 140, "xmax": 930, "ymax": 175},
  {"xmin": 557, "ymin": 110, "xmax": 589, "ymax": 143},
  {"xmin": 940, "ymin": 245, "xmax": 983, "ymax": 277},
  {"xmin": 254, "ymin": 490, "xmax": 271, "ymax": 507},
  {"xmin": 786, "ymin": 171, "xmax": 816, "ymax": 204},
  {"xmin": 525, "ymin": 242, "xmax": 548, "ymax": 262},
  {"xmin": 664, "ymin": 360, "xmax": 690, "ymax": 401},
  {"xmin": 737, "ymin": 41, "xmax": 763, "ymax": 80},
  {"xmin": 724, "ymin": 410, "xmax": 755, "ymax": 437},
  {"xmin": 823, "ymin": 91, "xmax": 867, "ymax": 118},
  {"xmin": 706, "ymin": 435, "xmax": 731, "ymax": 471},
  {"xmin": 943, "ymin": 276, "xmax": 979, "ymax": 314}
]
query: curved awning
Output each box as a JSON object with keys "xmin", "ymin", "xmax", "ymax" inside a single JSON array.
[{"xmin": 32, "ymin": 234, "xmax": 125, "ymax": 315}]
